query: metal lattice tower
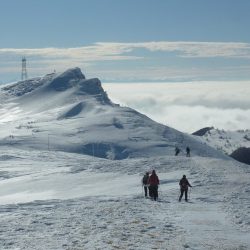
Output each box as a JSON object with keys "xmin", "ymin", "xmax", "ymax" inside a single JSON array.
[{"xmin": 21, "ymin": 57, "xmax": 28, "ymax": 81}]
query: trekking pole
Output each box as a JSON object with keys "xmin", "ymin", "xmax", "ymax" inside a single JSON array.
[
  {"xmin": 158, "ymin": 185, "xmax": 161, "ymax": 201},
  {"xmin": 189, "ymin": 187, "xmax": 192, "ymax": 200},
  {"xmin": 177, "ymin": 189, "xmax": 181, "ymax": 201}
]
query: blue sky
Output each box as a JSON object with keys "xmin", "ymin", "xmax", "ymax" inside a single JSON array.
[{"xmin": 1, "ymin": 0, "xmax": 250, "ymax": 82}]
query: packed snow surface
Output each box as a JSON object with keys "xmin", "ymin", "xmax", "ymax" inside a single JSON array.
[{"xmin": 0, "ymin": 68, "xmax": 249, "ymax": 249}]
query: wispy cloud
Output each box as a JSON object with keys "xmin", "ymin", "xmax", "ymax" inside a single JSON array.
[
  {"xmin": 1, "ymin": 41, "xmax": 250, "ymax": 60},
  {"xmin": 0, "ymin": 45, "xmax": 141, "ymax": 61},
  {"xmin": 141, "ymin": 41, "xmax": 250, "ymax": 58},
  {"xmin": 96, "ymin": 41, "xmax": 250, "ymax": 58},
  {"xmin": 1, "ymin": 41, "xmax": 250, "ymax": 82}
]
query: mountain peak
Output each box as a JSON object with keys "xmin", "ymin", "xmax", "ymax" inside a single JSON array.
[
  {"xmin": 59, "ymin": 67, "xmax": 85, "ymax": 80},
  {"xmin": 48, "ymin": 67, "xmax": 85, "ymax": 91},
  {"xmin": 192, "ymin": 127, "xmax": 214, "ymax": 136}
]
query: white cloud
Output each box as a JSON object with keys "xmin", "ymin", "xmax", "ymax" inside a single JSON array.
[
  {"xmin": 1, "ymin": 41, "xmax": 250, "ymax": 61},
  {"xmin": 103, "ymin": 81, "xmax": 250, "ymax": 133},
  {"xmin": 0, "ymin": 45, "xmax": 141, "ymax": 61},
  {"xmin": 1, "ymin": 41, "xmax": 250, "ymax": 82},
  {"xmin": 92, "ymin": 41, "xmax": 250, "ymax": 58}
]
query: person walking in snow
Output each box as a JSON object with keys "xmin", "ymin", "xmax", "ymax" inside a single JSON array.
[
  {"xmin": 148, "ymin": 170, "xmax": 160, "ymax": 201},
  {"xmin": 186, "ymin": 146, "xmax": 190, "ymax": 157},
  {"xmin": 179, "ymin": 175, "xmax": 192, "ymax": 202},
  {"xmin": 142, "ymin": 172, "xmax": 150, "ymax": 197},
  {"xmin": 175, "ymin": 146, "xmax": 180, "ymax": 156}
]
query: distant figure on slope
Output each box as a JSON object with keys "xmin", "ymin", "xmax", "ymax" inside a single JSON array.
[
  {"xmin": 179, "ymin": 175, "xmax": 192, "ymax": 202},
  {"xmin": 148, "ymin": 170, "xmax": 160, "ymax": 201},
  {"xmin": 142, "ymin": 172, "xmax": 150, "ymax": 197},
  {"xmin": 175, "ymin": 146, "xmax": 180, "ymax": 156},
  {"xmin": 186, "ymin": 146, "xmax": 190, "ymax": 157}
]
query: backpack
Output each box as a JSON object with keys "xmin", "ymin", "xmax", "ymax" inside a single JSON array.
[{"xmin": 180, "ymin": 178, "xmax": 189, "ymax": 189}]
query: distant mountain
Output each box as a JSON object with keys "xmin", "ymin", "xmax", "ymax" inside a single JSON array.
[
  {"xmin": 0, "ymin": 68, "xmax": 225, "ymax": 160},
  {"xmin": 192, "ymin": 127, "xmax": 250, "ymax": 164},
  {"xmin": 192, "ymin": 127, "xmax": 250, "ymax": 154}
]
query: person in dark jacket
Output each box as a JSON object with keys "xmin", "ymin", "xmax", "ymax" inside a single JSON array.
[
  {"xmin": 175, "ymin": 146, "xmax": 180, "ymax": 156},
  {"xmin": 186, "ymin": 147, "xmax": 190, "ymax": 157},
  {"xmin": 179, "ymin": 175, "xmax": 192, "ymax": 202},
  {"xmin": 142, "ymin": 172, "xmax": 150, "ymax": 197},
  {"xmin": 148, "ymin": 170, "xmax": 160, "ymax": 201}
]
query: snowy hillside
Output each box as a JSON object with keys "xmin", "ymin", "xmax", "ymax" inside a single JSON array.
[
  {"xmin": 0, "ymin": 68, "xmax": 249, "ymax": 249},
  {"xmin": 0, "ymin": 68, "xmax": 224, "ymax": 160},
  {"xmin": 192, "ymin": 127, "xmax": 250, "ymax": 155},
  {"xmin": 0, "ymin": 148, "xmax": 249, "ymax": 249}
]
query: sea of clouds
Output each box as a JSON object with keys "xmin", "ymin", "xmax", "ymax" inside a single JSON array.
[{"xmin": 103, "ymin": 81, "xmax": 250, "ymax": 133}]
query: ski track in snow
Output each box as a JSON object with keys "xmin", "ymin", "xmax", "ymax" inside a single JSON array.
[{"xmin": 0, "ymin": 149, "xmax": 249, "ymax": 250}]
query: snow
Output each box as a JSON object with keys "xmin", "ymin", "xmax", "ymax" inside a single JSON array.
[
  {"xmin": 0, "ymin": 68, "xmax": 249, "ymax": 249},
  {"xmin": 193, "ymin": 127, "xmax": 250, "ymax": 154}
]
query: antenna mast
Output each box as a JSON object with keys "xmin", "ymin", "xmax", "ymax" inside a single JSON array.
[{"xmin": 21, "ymin": 57, "xmax": 28, "ymax": 81}]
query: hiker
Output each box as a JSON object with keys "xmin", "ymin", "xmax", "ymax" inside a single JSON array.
[
  {"xmin": 179, "ymin": 175, "xmax": 192, "ymax": 202},
  {"xmin": 148, "ymin": 170, "xmax": 160, "ymax": 201},
  {"xmin": 142, "ymin": 172, "xmax": 150, "ymax": 197},
  {"xmin": 186, "ymin": 146, "xmax": 190, "ymax": 157},
  {"xmin": 175, "ymin": 146, "xmax": 180, "ymax": 156}
]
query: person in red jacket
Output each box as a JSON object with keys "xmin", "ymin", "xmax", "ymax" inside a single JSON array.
[{"xmin": 148, "ymin": 170, "xmax": 160, "ymax": 201}]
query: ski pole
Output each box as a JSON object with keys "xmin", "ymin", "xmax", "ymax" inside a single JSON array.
[
  {"xmin": 178, "ymin": 189, "xmax": 181, "ymax": 201},
  {"xmin": 158, "ymin": 185, "xmax": 160, "ymax": 200},
  {"xmin": 189, "ymin": 187, "xmax": 192, "ymax": 200}
]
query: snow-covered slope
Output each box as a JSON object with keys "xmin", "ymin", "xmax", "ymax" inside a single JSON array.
[
  {"xmin": 193, "ymin": 127, "xmax": 250, "ymax": 155},
  {"xmin": 0, "ymin": 68, "xmax": 224, "ymax": 160},
  {"xmin": 0, "ymin": 148, "xmax": 249, "ymax": 249},
  {"xmin": 0, "ymin": 68, "xmax": 249, "ymax": 249}
]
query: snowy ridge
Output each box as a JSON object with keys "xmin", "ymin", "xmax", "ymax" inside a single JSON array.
[
  {"xmin": 0, "ymin": 68, "xmax": 224, "ymax": 160},
  {"xmin": 193, "ymin": 127, "xmax": 250, "ymax": 155},
  {"xmin": 0, "ymin": 68, "xmax": 249, "ymax": 249}
]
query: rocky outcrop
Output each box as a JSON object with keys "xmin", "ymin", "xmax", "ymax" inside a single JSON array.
[{"xmin": 230, "ymin": 147, "xmax": 250, "ymax": 165}]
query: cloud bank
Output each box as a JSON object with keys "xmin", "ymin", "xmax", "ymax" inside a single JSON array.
[
  {"xmin": 1, "ymin": 41, "xmax": 250, "ymax": 59},
  {"xmin": 103, "ymin": 81, "xmax": 250, "ymax": 133},
  {"xmin": 1, "ymin": 41, "xmax": 250, "ymax": 82}
]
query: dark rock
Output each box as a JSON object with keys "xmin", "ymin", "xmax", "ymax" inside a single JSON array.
[
  {"xmin": 230, "ymin": 147, "xmax": 250, "ymax": 165},
  {"xmin": 192, "ymin": 127, "xmax": 214, "ymax": 136}
]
